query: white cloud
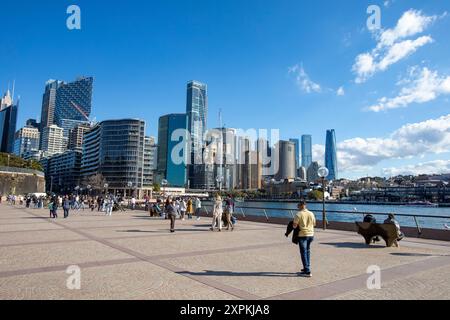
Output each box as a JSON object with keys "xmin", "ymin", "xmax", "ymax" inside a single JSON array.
[
  {"xmin": 337, "ymin": 86, "xmax": 345, "ymax": 96},
  {"xmin": 353, "ymin": 9, "xmax": 438, "ymax": 83},
  {"xmin": 312, "ymin": 114, "xmax": 450, "ymax": 173},
  {"xmin": 289, "ymin": 64, "xmax": 321, "ymax": 93},
  {"xmin": 368, "ymin": 67, "xmax": 450, "ymax": 112},
  {"xmin": 382, "ymin": 160, "xmax": 450, "ymax": 176}
]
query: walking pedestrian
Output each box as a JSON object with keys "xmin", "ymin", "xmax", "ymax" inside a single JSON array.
[
  {"xmin": 210, "ymin": 195, "xmax": 223, "ymax": 232},
  {"xmin": 180, "ymin": 198, "xmax": 187, "ymax": 220},
  {"xmin": 293, "ymin": 201, "xmax": 316, "ymax": 278},
  {"xmin": 63, "ymin": 196, "xmax": 70, "ymax": 219},
  {"xmin": 187, "ymin": 198, "xmax": 194, "ymax": 220},
  {"xmin": 165, "ymin": 198, "xmax": 177, "ymax": 233},
  {"xmin": 224, "ymin": 195, "xmax": 235, "ymax": 231},
  {"xmin": 194, "ymin": 197, "xmax": 202, "ymax": 221}
]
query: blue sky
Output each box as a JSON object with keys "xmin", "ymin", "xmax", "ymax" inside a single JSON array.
[{"xmin": 1, "ymin": 0, "xmax": 450, "ymax": 179}]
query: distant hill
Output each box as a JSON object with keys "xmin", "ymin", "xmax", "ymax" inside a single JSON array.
[{"xmin": 0, "ymin": 153, "xmax": 43, "ymax": 172}]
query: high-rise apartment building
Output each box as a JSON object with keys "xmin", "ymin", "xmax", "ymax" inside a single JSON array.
[
  {"xmin": 41, "ymin": 125, "xmax": 65, "ymax": 157},
  {"xmin": 68, "ymin": 123, "xmax": 92, "ymax": 150},
  {"xmin": 143, "ymin": 136, "xmax": 157, "ymax": 188},
  {"xmin": 13, "ymin": 126, "xmax": 40, "ymax": 158}
]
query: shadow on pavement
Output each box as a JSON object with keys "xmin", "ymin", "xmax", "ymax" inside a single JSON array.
[
  {"xmin": 177, "ymin": 270, "xmax": 298, "ymax": 278},
  {"xmin": 321, "ymin": 242, "xmax": 386, "ymax": 249}
]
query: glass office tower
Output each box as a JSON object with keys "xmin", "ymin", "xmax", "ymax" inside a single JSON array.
[
  {"xmin": 301, "ymin": 135, "xmax": 313, "ymax": 170},
  {"xmin": 156, "ymin": 114, "xmax": 188, "ymax": 187},
  {"xmin": 186, "ymin": 80, "xmax": 213, "ymax": 189},
  {"xmin": 0, "ymin": 103, "xmax": 18, "ymax": 153},
  {"xmin": 325, "ymin": 129, "xmax": 338, "ymax": 181},
  {"xmin": 54, "ymin": 77, "xmax": 93, "ymax": 136}
]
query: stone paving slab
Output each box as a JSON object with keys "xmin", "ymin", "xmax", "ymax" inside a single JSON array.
[
  {"xmin": 0, "ymin": 203, "xmax": 449, "ymax": 300},
  {"xmin": 0, "ymin": 262, "xmax": 236, "ymax": 300}
]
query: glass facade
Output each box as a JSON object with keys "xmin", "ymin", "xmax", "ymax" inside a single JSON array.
[
  {"xmin": 81, "ymin": 119, "xmax": 145, "ymax": 190},
  {"xmin": 325, "ymin": 129, "xmax": 338, "ymax": 181},
  {"xmin": 54, "ymin": 77, "xmax": 93, "ymax": 136},
  {"xmin": 0, "ymin": 104, "xmax": 18, "ymax": 153},
  {"xmin": 301, "ymin": 135, "xmax": 313, "ymax": 170},
  {"xmin": 157, "ymin": 114, "xmax": 188, "ymax": 187}
]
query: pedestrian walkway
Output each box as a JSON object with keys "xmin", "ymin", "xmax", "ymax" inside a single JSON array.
[{"xmin": 0, "ymin": 204, "xmax": 449, "ymax": 300}]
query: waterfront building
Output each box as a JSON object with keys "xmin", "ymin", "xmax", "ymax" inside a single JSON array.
[
  {"xmin": 41, "ymin": 125, "xmax": 65, "ymax": 157},
  {"xmin": 13, "ymin": 126, "xmax": 40, "ymax": 158},
  {"xmin": 275, "ymin": 140, "xmax": 296, "ymax": 181},
  {"xmin": 307, "ymin": 161, "xmax": 320, "ymax": 182},
  {"xmin": 289, "ymin": 138, "xmax": 300, "ymax": 173},
  {"xmin": 186, "ymin": 80, "xmax": 211, "ymax": 189},
  {"xmin": 0, "ymin": 90, "xmax": 18, "ymax": 154},
  {"xmin": 236, "ymin": 136, "xmax": 262, "ymax": 190},
  {"xmin": 301, "ymin": 135, "xmax": 313, "ymax": 169},
  {"xmin": 156, "ymin": 114, "xmax": 188, "ymax": 188},
  {"xmin": 325, "ymin": 129, "xmax": 338, "ymax": 180},
  {"xmin": 143, "ymin": 136, "xmax": 157, "ymax": 188},
  {"xmin": 81, "ymin": 119, "xmax": 146, "ymax": 196},
  {"xmin": 43, "ymin": 150, "xmax": 82, "ymax": 193}
]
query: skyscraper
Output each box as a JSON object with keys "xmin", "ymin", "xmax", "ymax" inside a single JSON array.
[
  {"xmin": 325, "ymin": 129, "xmax": 338, "ymax": 180},
  {"xmin": 54, "ymin": 77, "xmax": 93, "ymax": 137},
  {"xmin": 275, "ymin": 140, "xmax": 296, "ymax": 181},
  {"xmin": 40, "ymin": 80, "xmax": 64, "ymax": 132},
  {"xmin": 0, "ymin": 90, "xmax": 18, "ymax": 154},
  {"xmin": 156, "ymin": 114, "xmax": 188, "ymax": 188},
  {"xmin": 301, "ymin": 135, "xmax": 313, "ymax": 169},
  {"xmin": 186, "ymin": 80, "xmax": 211, "ymax": 189},
  {"xmin": 289, "ymin": 138, "xmax": 300, "ymax": 171}
]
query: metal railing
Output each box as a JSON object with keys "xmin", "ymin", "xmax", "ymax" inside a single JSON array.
[{"xmin": 202, "ymin": 204, "xmax": 450, "ymax": 234}]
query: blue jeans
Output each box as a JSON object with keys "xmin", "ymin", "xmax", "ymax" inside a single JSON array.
[{"xmin": 298, "ymin": 237, "xmax": 314, "ymax": 273}]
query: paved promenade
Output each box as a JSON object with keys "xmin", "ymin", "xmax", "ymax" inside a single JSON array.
[{"xmin": 0, "ymin": 203, "xmax": 449, "ymax": 300}]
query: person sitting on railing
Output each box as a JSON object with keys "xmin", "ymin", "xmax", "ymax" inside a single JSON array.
[{"xmin": 384, "ymin": 214, "xmax": 404, "ymax": 247}]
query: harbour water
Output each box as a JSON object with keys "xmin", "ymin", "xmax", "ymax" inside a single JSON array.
[{"xmin": 207, "ymin": 201, "xmax": 450, "ymax": 230}]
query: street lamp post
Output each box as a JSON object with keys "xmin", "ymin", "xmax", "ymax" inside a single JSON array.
[
  {"xmin": 318, "ymin": 167, "xmax": 329, "ymax": 230},
  {"xmin": 216, "ymin": 175, "xmax": 223, "ymax": 193},
  {"xmin": 104, "ymin": 183, "xmax": 109, "ymax": 196}
]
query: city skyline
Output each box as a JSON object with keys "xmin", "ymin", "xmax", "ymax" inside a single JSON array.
[{"xmin": 1, "ymin": 0, "xmax": 450, "ymax": 179}]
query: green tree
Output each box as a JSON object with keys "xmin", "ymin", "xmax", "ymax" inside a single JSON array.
[
  {"xmin": 152, "ymin": 183, "xmax": 161, "ymax": 192},
  {"xmin": 307, "ymin": 190, "xmax": 324, "ymax": 201}
]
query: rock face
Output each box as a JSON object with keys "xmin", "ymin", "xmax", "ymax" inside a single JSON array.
[{"xmin": 0, "ymin": 168, "xmax": 45, "ymax": 195}]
